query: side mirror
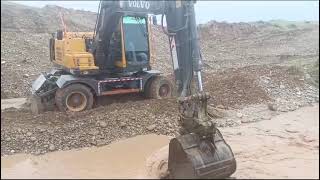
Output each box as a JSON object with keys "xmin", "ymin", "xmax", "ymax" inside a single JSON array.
[{"xmin": 152, "ymin": 16, "xmax": 157, "ymax": 25}]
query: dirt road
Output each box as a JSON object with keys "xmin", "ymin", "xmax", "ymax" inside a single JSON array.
[{"xmin": 1, "ymin": 104, "xmax": 318, "ymax": 179}]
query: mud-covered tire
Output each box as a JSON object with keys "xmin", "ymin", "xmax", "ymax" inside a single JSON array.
[
  {"xmin": 55, "ymin": 84, "xmax": 94, "ymax": 112},
  {"xmin": 145, "ymin": 76, "xmax": 173, "ymax": 99}
]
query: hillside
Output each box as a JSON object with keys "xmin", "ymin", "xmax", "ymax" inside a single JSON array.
[{"xmin": 1, "ymin": 2, "xmax": 319, "ymax": 99}]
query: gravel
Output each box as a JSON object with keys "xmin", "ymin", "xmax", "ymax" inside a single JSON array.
[
  {"xmin": 2, "ymin": 64, "xmax": 318, "ymax": 156},
  {"xmin": 1, "ymin": 3, "xmax": 319, "ymax": 98},
  {"xmin": 1, "ymin": 2, "xmax": 319, "ymax": 156}
]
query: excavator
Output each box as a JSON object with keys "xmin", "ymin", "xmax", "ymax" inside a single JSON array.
[{"xmin": 31, "ymin": 0, "xmax": 236, "ymax": 179}]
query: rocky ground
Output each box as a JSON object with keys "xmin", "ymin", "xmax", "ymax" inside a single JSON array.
[
  {"xmin": 1, "ymin": 64, "xmax": 318, "ymax": 156},
  {"xmin": 1, "ymin": 2, "xmax": 319, "ymax": 156}
]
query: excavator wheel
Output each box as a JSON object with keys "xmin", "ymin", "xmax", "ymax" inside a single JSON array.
[
  {"xmin": 55, "ymin": 83, "xmax": 94, "ymax": 112},
  {"xmin": 145, "ymin": 76, "xmax": 173, "ymax": 99}
]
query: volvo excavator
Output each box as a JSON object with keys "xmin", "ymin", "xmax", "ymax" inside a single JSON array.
[{"xmin": 31, "ymin": 0, "xmax": 236, "ymax": 179}]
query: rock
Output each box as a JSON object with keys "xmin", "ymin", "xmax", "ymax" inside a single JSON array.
[
  {"xmin": 30, "ymin": 136, "xmax": 37, "ymax": 141},
  {"xmin": 147, "ymin": 124, "xmax": 156, "ymax": 131},
  {"xmin": 236, "ymin": 112, "xmax": 243, "ymax": 118},
  {"xmin": 302, "ymin": 136, "xmax": 316, "ymax": 142},
  {"xmin": 1, "ymin": 61, "xmax": 6, "ymax": 64},
  {"xmin": 26, "ymin": 132, "xmax": 32, "ymax": 136},
  {"xmin": 90, "ymin": 141, "xmax": 97, "ymax": 146},
  {"xmin": 10, "ymin": 150, "xmax": 15, "ymax": 153},
  {"xmin": 89, "ymin": 130, "xmax": 99, "ymax": 136},
  {"xmin": 49, "ymin": 144, "xmax": 56, "ymax": 151},
  {"xmin": 279, "ymin": 108, "xmax": 288, "ymax": 112},
  {"xmin": 99, "ymin": 121, "xmax": 107, "ymax": 128},
  {"xmin": 5, "ymin": 137, "xmax": 11, "ymax": 141},
  {"xmin": 268, "ymin": 103, "xmax": 277, "ymax": 111},
  {"xmin": 35, "ymin": 150, "xmax": 41, "ymax": 155},
  {"xmin": 262, "ymin": 114, "xmax": 272, "ymax": 120},
  {"xmin": 23, "ymin": 74, "xmax": 29, "ymax": 78},
  {"xmin": 207, "ymin": 106, "xmax": 227, "ymax": 118},
  {"xmin": 285, "ymin": 127, "xmax": 299, "ymax": 133},
  {"xmin": 233, "ymin": 119, "xmax": 242, "ymax": 125},
  {"xmin": 305, "ymin": 74, "xmax": 311, "ymax": 79},
  {"xmin": 226, "ymin": 119, "xmax": 235, "ymax": 126},
  {"xmin": 280, "ymin": 84, "xmax": 285, "ymax": 89},
  {"xmin": 241, "ymin": 118, "xmax": 251, "ymax": 123},
  {"xmin": 216, "ymin": 104, "xmax": 225, "ymax": 109},
  {"xmin": 287, "ymin": 105, "xmax": 296, "ymax": 111},
  {"xmin": 96, "ymin": 140, "xmax": 107, "ymax": 147},
  {"xmin": 120, "ymin": 122, "xmax": 126, "ymax": 128},
  {"xmin": 261, "ymin": 78, "xmax": 270, "ymax": 84}
]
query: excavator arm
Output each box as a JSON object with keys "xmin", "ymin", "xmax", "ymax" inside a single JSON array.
[{"xmin": 94, "ymin": 1, "xmax": 236, "ymax": 179}]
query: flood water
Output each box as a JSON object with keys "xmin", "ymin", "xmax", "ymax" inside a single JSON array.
[
  {"xmin": 1, "ymin": 134, "xmax": 171, "ymax": 179},
  {"xmin": 2, "ymin": 104, "xmax": 319, "ymax": 179}
]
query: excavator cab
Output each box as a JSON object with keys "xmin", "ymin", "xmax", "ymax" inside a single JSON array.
[
  {"xmin": 112, "ymin": 16, "xmax": 151, "ymax": 71},
  {"xmin": 94, "ymin": 14, "xmax": 152, "ymax": 74}
]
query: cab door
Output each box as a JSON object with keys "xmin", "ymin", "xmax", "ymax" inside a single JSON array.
[{"xmin": 121, "ymin": 16, "xmax": 150, "ymax": 71}]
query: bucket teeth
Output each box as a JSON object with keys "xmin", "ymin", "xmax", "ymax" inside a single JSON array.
[
  {"xmin": 168, "ymin": 129, "xmax": 236, "ymax": 179},
  {"xmin": 170, "ymin": 92, "xmax": 236, "ymax": 179}
]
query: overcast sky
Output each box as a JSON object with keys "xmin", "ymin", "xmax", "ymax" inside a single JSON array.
[{"xmin": 11, "ymin": 1, "xmax": 319, "ymax": 24}]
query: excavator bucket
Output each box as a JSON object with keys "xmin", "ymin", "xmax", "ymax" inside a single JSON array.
[{"xmin": 168, "ymin": 126, "xmax": 236, "ymax": 179}]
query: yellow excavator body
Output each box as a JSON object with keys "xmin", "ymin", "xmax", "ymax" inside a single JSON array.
[{"xmin": 52, "ymin": 32, "xmax": 99, "ymax": 71}]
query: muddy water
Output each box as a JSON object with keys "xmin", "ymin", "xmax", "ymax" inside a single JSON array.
[
  {"xmin": 223, "ymin": 104, "xmax": 319, "ymax": 179},
  {"xmin": 2, "ymin": 104, "xmax": 319, "ymax": 179},
  {"xmin": 1, "ymin": 134, "xmax": 171, "ymax": 179}
]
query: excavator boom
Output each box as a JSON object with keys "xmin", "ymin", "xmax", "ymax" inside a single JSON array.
[{"xmin": 95, "ymin": 1, "xmax": 237, "ymax": 178}]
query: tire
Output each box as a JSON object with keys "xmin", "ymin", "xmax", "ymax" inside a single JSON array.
[
  {"xmin": 143, "ymin": 77, "xmax": 154, "ymax": 98},
  {"xmin": 145, "ymin": 76, "xmax": 173, "ymax": 99},
  {"xmin": 55, "ymin": 83, "xmax": 94, "ymax": 112}
]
